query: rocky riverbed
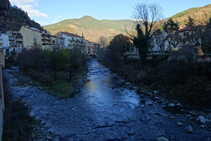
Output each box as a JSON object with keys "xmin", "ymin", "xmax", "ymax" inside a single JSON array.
[{"xmin": 3, "ymin": 59, "xmax": 211, "ymax": 141}]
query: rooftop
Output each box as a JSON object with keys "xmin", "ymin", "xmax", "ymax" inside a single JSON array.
[{"xmin": 62, "ymin": 32, "xmax": 83, "ymax": 38}]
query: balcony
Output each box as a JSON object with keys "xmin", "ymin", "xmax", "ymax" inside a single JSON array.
[
  {"xmin": 9, "ymin": 37, "xmax": 14, "ymax": 41},
  {"xmin": 16, "ymin": 38, "xmax": 23, "ymax": 42},
  {"xmin": 42, "ymin": 37, "xmax": 52, "ymax": 41}
]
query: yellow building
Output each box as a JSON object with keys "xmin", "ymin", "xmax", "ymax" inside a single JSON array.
[{"xmin": 19, "ymin": 26, "xmax": 53, "ymax": 49}]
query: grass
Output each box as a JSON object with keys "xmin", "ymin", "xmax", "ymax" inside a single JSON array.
[{"xmin": 47, "ymin": 81, "xmax": 73, "ymax": 98}]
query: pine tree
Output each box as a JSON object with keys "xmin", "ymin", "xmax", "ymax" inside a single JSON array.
[
  {"xmin": 164, "ymin": 18, "xmax": 179, "ymax": 33},
  {"xmin": 187, "ymin": 16, "xmax": 195, "ymax": 26}
]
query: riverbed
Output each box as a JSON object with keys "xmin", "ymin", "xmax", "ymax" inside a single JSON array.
[{"xmin": 4, "ymin": 59, "xmax": 211, "ymax": 141}]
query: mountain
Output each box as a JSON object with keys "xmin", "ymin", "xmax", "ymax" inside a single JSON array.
[
  {"xmin": 43, "ymin": 16, "xmax": 135, "ymax": 42},
  {"xmin": 0, "ymin": 6, "xmax": 44, "ymax": 33},
  {"xmin": 169, "ymin": 4, "xmax": 211, "ymax": 26},
  {"xmin": 43, "ymin": 4, "xmax": 211, "ymax": 43}
]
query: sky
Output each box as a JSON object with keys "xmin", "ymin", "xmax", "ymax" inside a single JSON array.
[{"xmin": 9, "ymin": 0, "xmax": 211, "ymax": 26}]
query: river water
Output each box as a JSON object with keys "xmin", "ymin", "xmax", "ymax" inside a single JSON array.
[{"xmin": 5, "ymin": 59, "xmax": 211, "ymax": 141}]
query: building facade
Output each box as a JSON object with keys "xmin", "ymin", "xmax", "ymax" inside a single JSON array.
[
  {"xmin": 19, "ymin": 26, "xmax": 53, "ymax": 49},
  {"xmin": 6, "ymin": 31, "xmax": 23, "ymax": 55},
  {"xmin": 56, "ymin": 31, "xmax": 88, "ymax": 53}
]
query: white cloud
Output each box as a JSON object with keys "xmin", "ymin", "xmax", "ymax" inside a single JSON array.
[
  {"xmin": 10, "ymin": 0, "xmax": 35, "ymax": 4},
  {"xmin": 55, "ymin": 15, "xmax": 62, "ymax": 21},
  {"xmin": 17, "ymin": 4, "xmax": 48, "ymax": 18},
  {"xmin": 10, "ymin": 0, "xmax": 47, "ymax": 18}
]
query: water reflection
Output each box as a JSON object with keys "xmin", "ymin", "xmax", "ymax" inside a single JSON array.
[{"xmin": 81, "ymin": 60, "xmax": 140, "ymax": 112}]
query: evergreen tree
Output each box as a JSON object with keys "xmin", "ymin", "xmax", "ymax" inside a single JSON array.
[
  {"xmin": 164, "ymin": 18, "xmax": 179, "ymax": 33},
  {"xmin": 133, "ymin": 24, "xmax": 150, "ymax": 66},
  {"xmin": 187, "ymin": 16, "xmax": 195, "ymax": 26}
]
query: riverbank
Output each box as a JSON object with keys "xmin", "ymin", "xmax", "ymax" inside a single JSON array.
[{"xmin": 101, "ymin": 57, "xmax": 211, "ymax": 111}]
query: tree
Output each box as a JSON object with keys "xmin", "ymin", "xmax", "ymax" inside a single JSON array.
[
  {"xmin": 186, "ymin": 16, "xmax": 195, "ymax": 26},
  {"xmin": 109, "ymin": 34, "xmax": 131, "ymax": 54},
  {"xmin": 102, "ymin": 34, "xmax": 131, "ymax": 70},
  {"xmin": 132, "ymin": 2, "xmax": 163, "ymax": 66},
  {"xmin": 164, "ymin": 18, "xmax": 179, "ymax": 33},
  {"xmin": 154, "ymin": 28, "xmax": 166, "ymax": 53},
  {"xmin": 98, "ymin": 36, "xmax": 108, "ymax": 47},
  {"xmin": 64, "ymin": 47, "xmax": 86, "ymax": 82},
  {"xmin": 166, "ymin": 33, "xmax": 181, "ymax": 50},
  {"xmin": 44, "ymin": 46, "xmax": 63, "ymax": 81}
]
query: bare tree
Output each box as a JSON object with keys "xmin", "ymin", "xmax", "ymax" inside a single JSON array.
[
  {"xmin": 165, "ymin": 33, "xmax": 181, "ymax": 52},
  {"xmin": 133, "ymin": 2, "xmax": 163, "ymax": 36},
  {"xmin": 154, "ymin": 29, "xmax": 167, "ymax": 54},
  {"xmin": 132, "ymin": 2, "xmax": 163, "ymax": 66}
]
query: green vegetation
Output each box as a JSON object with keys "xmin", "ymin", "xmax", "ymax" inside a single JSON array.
[
  {"xmin": 43, "ymin": 16, "xmax": 135, "ymax": 42},
  {"xmin": 16, "ymin": 41, "xmax": 88, "ymax": 98},
  {"xmin": 170, "ymin": 7, "xmax": 200, "ymax": 19},
  {"xmin": 0, "ymin": 5, "xmax": 43, "ymax": 33}
]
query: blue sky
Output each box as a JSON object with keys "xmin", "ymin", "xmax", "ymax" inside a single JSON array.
[{"xmin": 10, "ymin": 0, "xmax": 211, "ymax": 26}]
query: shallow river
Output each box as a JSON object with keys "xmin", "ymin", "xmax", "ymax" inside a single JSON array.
[{"xmin": 5, "ymin": 59, "xmax": 211, "ymax": 141}]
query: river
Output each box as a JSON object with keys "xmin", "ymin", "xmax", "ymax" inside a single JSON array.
[{"xmin": 4, "ymin": 59, "xmax": 211, "ymax": 141}]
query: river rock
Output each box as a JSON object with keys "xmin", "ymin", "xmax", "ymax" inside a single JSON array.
[
  {"xmin": 141, "ymin": 105, "xmax": 145, "ymax": 108},
  {"xmin": 46, "ymin": 135, "xmax": 54, "ymax": 140},
  {"xmin": 148, "ymin": 102, "xmax": 153, "ymax": 106},
  {"xmin": 157, "ymin": 137, "xmax": 169, "ymax": 141},
  {"xmin": 168, "ymin": 103, "xmax": 175, "ymax": 107},
  {"xmin": 177, "ymin": 122, "xmax": 183, "ymax": 126},
  {"xmin": 185, "ymin": 125, "xmax": 193, "ymax": 133},
  {"xmin": 154, "ymin": 90, "xmax": 158, "ymax": 94},
  {"xmin": 154, "ymin": 97, "xmax": 159, "ymax": 100},
  {"xmin": 200, "ymin": 125, "xmax": 205, "ymax": 128},
  {"xmin": 176, "ymin": 103, "xmax": 181, "ymax": 106},
  {"xmin": 198, "ymin": 116, "xmax": 206, "ymax": 124}
]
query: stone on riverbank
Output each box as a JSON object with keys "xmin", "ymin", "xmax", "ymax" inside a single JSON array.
[
  {"xmin": 185, "ymin": 125, "xmax": 193, "ymax": 133},
  {"xmin": 157, "ymin": 136, "xmax": 169, "ymax": 141},
  {"xmin": 198, "ymin": 115, "xmax": 206, "ymax": 124},
  {"xmin": 168, "ymin": 103, "xmax": 174, "ymax": 107}
]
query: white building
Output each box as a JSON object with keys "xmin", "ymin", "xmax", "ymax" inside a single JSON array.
[
  {"xmin": 55, "ymin": 32, "xmax": 89, "ymax": 54},
  {"xmin": 0, "ymin": 33, "xmax": 9, "ymax": 55},
  {"xmin": 151, "ymin": 31, "xmax": 168, "ymax": 53}
]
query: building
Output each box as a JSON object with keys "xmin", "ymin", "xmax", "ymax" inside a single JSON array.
[
  {"xmin": 151, "ymin": 31, "xmax": 168, "ymax": 53},
  {"xmin": 51, "ymin": 35, "xmax": 65, "ymax": 48},
  {"xmin": 19, "ymin": 26, "xmax": 53, "ymax": 49},
  {"xmin": 55, "ymin": 31, "xmax": 88, "ymax": 53},
  {"xmin": 57, "ymin": 37, "xmax": 65, "ymax": 48},
  {"xmin": 6, "ymin": 30, "xmax": 23, "ymax": 55},
  {"xmin": 0, "ymin": 33, "xmax": 9, "ymax": 55}
]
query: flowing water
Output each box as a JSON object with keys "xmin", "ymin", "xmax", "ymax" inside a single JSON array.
[{"xmin": 4, "ymin": 59, "xmax": 211, "ymax": 141}]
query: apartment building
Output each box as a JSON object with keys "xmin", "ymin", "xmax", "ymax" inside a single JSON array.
[
  {"xmin": 57, "ymin": 37, "xmax": 65, "ymax": 48},
  {"xmin": 6, "ymin": 30, "xmax": 23, "ymax": 55},
  {"xmin": 55, "ymin": 31, "xmax": 88, "ymax": 53},
  {"xmin": 51, "ymin": 35, "xmax": 65, "ymax": 48},
  {"xmin": 19, "ymin": 26, "xmax": 53, "ymax": 49}
]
